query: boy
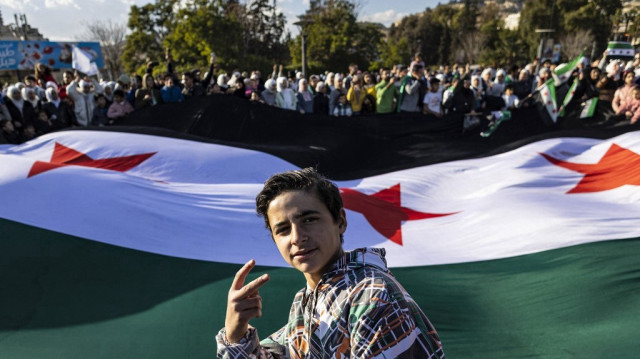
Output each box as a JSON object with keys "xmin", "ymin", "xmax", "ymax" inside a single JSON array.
[
  {"xmin": 216, "ymin": 168, "xmax": 445, "ymax": 358},
  {"xmin": 423, "ymin": 77, "xmax": 443, "ymax": 119}
]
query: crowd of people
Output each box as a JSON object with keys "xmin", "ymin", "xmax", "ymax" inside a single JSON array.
[{"xmin": 2, "ymin": 49, "xmax": 640, "ymax": 145}]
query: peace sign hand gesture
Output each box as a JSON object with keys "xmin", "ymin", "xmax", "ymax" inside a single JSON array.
[{"xmin": 224, "ymin": 259, "xmax": 270, "ymax": 343}]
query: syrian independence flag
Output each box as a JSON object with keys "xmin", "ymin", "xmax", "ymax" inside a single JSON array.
[
  {"xmin": 553, "ymin": 50, "xmax": 584, "ymax": 86},
  {"xmin": 558, "ymin": 77, "xmax": 579, "ymax": 117},
  {"xmin": 2, "ymin": 129, "xmax": 640, "ymax": 358},
  {"xmin": 580, "ymin": 98, "xmax": 599, "ymax": 119},
  {"xmin": 536, "ymin": 79, "xmax": 559, "ymax": 123},
  {"xmin": 605, "ymin": 41, "xmax": 635, "ymax": 58}
]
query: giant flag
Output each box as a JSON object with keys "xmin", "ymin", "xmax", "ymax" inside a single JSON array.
[{"xmin": 1, "ymin": 100, "xmax": 640, "ymax": 358}]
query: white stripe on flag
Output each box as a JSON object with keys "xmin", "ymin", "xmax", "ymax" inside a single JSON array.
[{"xmin": 1, "ymin": 130, "xmax": 640, "ymax": 267}]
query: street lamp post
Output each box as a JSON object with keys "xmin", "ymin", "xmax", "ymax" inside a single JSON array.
[{"xmin": 294, "ymin": 19, "xmax": 310, "ymax": 78}]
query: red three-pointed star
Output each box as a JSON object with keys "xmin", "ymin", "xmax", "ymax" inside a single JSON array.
[
  {"xmin": 28, "ymin": 142, "xmax": 156, "ymax": 178},
  {"xmin": 540, "ymin": 143, "xmax": 640, "ymax": 193},
  {"xmin": 340, "ymin": 183, "xmax": 457, "ymax": 245}
]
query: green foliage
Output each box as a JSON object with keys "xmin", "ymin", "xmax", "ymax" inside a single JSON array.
[
  {"xmin": 289, "ymin": 0, "xmax": 384, "ymax": 73},
  {"xmin": 123, "ymin": 0, "xmax": 289, "ymax": 76}
]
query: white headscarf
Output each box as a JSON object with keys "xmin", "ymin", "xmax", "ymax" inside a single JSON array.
[
  {"xmin": 22, "ymin": 87, "xmax": 40, "ymax": 108},
  {"xmin": 46, "ymin": 87, "xmax": 61, "ymax": 108},
  {"xmin": 7, "ymin": 85, "xmax": 24, "ymax": 112}
]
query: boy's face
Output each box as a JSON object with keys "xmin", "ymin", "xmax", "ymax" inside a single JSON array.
[
  {"xmin": 114, "ymin": 95, "xmax": 124, "ymax": 103},
  {"xmin": 267, "ymin": 190, "xmax": 346, "ymax": 287},
  {"xmin": 38, "ymin": 112, "xmax": 48, "ymax": 121},
  {"xmin": 634, "ymin": 89, "xmax": 640, "ymax": 100},
  {"xmin": 97, "ymin": 97, "xmax": 106, "ymax": 107}
]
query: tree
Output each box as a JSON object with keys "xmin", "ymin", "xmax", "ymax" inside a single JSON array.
[
  {"xmin": 559, "ymin": 29, "xmax": 594, "ymax": 60},
  {"xmin": 78, "ymin": 20, "xmax": 127, "ymax": 80},
  {"xmin": 290, "ymin": 0, "xmax": 383, "ymax": 73},
  {"xmin": 122, "ymin": 0, "xmax": 179, "ymax": 73}
]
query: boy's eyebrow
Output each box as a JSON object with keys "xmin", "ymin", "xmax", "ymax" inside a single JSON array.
[{"xmin": 272, "ymin": 210, "xmax": 321, "ymax": 230}]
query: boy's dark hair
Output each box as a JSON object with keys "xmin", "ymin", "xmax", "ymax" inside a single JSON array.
[
  {"xmin": 256, "ymin": 167, "xmax": 344, "ymax": 232},
  {"xmin": 113, "ymin": 89, "xmax": 125, "ymax": 98},
  {"xmin": 505, "ymin": 83, "xmax": 514, "ymax": 91}
]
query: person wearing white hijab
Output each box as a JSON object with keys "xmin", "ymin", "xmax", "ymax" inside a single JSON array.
[
  {"xmin": 3, "ymin": 85, "xmax": 36, "ymax": 131},
  {"xmin": 261, "ymin": 78, "xmax": 277, "ymax": 106},
  {"xmin": 22, "ymin": 87, "xmax": 42, "ymax": 111},
  {"xmin": 67, "ymin": 77, "xmax": 103, "ymax": 126},
  {"xmin": 275, "ymin": 77, "xmax": 297, "ymax": 111}
]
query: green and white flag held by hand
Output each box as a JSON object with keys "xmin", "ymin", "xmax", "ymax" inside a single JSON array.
[
  {"xmin": 553, "ymin": 50, "xmax": 584, "ymax": 86},
  {"xmin": 539, "ymin": 79, "xmax": 559, "ymax": 122},
  {"xmin": 580, "ymin": 98, "xmax": 598, "ymax": 119}
]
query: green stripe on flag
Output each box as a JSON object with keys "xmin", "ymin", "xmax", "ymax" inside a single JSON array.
[
  {"xmin": 607, "ymin": 42, "xmax": 634, "ymax": 49},
  {"xmin": 2, "ymin": 218, "xmax": 640, "ymax": 358},
  {"xmin": 554, "ymin": 51, "xmax": 584, "ymax": 86},
  {"xmin": 580, "ymin": 98, "xmax": 598, "ymax": 119}
]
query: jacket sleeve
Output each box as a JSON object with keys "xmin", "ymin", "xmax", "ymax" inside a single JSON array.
[
  {"xmin": 67, "ymin": 80, "xmax": 79, "ymax": 100},
  {"xmin": 216, "ymin": 326, "xmax": 289, "ymax": 359},
  {"xmin": 107, "ymin": 104, "xmax": 121, "ymax": 119},
  {"xmin": 404, "ymin": 78, "xmax": 421, "ymax": 95}
]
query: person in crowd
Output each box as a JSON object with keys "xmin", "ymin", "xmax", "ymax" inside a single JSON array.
[
  {"xmin": 261, "ymin": 79, "xmax": 277, "ymax": 106},
  {"xmin": 360, "ymin": 72, "xmax": 377, "ymax": 114},
  {"xmin": 398, "ymin": 65, "xmax": 425, "ymax": 113},
  {"xmin": 423, "ymin": 77, "xmax": 443, "ymax": 120},
  {"xmin": 375, "ymin": 69, "xmax": 399, "ymax": 114},
  {"xmin": 33, "ymin": 109, "xmax": 54, "ymax": 135},
  {"xmin": 232, "ymin": 77, "xmax": 248, "ymax": 98},
  {"xmin": 22, "ymin": 86, "xmax": 43, "ymax": 114},
  {"xmin": 107, "ymin": 89, "xmax": 135, "ymax": 124},
  {"xmin": 487, "ymin": 69, "xmax": 507, "ymax": 97},
  {"xmin": 35, "ymin": 63, "xmax": 58, "ymax": 90},
  {"xmin": 126, "ymin": 75, "xmax": 142, "ymax": 107},
  {"xmin": 136, "ymin": 73, "xmax": 162, "ymax": 109},
  {"xmin": 216, "ymin": 168, "xmax": 444, "ymax": 358},
  {"xmin": 182, "ymin": 72, "xmax": 205, "ymax": 99},
  {"xmin": 43, "ymin": 87, "xmax": 74, "ymax": 129},
  {"xmin": 0, "ymin": 118, "xmax": 24, "ymax": 144},
  {"xmin": 58, "ymin": 70, "xmax": 74, "ymax": 100},
  {"xmin": 612, "ymin": 70, "xmax": 636, "ymax": 113},
  {"xmin": 161, "ymin": 74, "xmax": 184, "ymax": 103},
  {"xmin": 296, "ymin": 78, "xmax": 314, "ymax": 114},
  {"xmin": 329, "ymin": 74, "xmax": 346, "ymax": 114},
  {"xmin": 246, "ymin": 75, "xmax": 259, "ymax": 97},
  {"xmin": 346, "ymin": 75, "xmax": 365, "ymax": 115},
  {"xmin": 326, "ymin": 72, "xmax": 335, "ymax": 92},
  {"xmin": 513, "ymin": 69, "xmax": 532, "ymax": 100},
  {"xmin": 470, "ymin": 75, "xmax": 485, "ymax": 109},
  {"xmin": 449, "ymin": 75, "xmax": 476, "ymax": 126},
  {"xmin": 333, "ymin": 92, "xmax": 352, "ymax": 117},
  {"xmin": 4, "ymin": 85, "xmax": 36, "ymax": 132},
  {"xmin": 67, "ymin": 76, "xmax": 103, "ymax": 127},
  {"xmin": 91, "ymin": 94, "xmax": 110, "ymax": 126},
  {"xmin": 534, "ymin": 68, "xmax": 551, "ymax": 90},
  {"xmin": 275, "ymin": 77, "xmax": 297, "ymax": 111},
  {"xmin": 217, "ymin": 74, "xmax": 230, "ymax": 93},
  {"xmin": 308, "ymin": 75, "xmax": 319, "ymax": 95},
  {"xmin": 410, "ymin": 52, "xmax": 425, "ymax": 73},
  {"xmin": 313, "ymin": 81, "xmax": 329, "ymax": 115},
  {"xmin": 614, "ymin": 85, "xmax": 640, "ymax": 124},
  {"xmin": 502, "ymin": 84, "xmax": 519, "ymax": 110},
  {"xmin": 102, "ymin": 81, "xmax": 115, "ymax": 105}
]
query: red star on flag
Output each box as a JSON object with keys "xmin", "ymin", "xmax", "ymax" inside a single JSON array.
[
  {"xmin": 28, "ymin": 142, "xmax": 156, "ymax": 178},
  {"xmin": 540, "ymin": 143, "xmax": 640, "ymax": 193},
  {"xmin": 340, "ymin": 184, "xmax": 457, "ymax": 245}
]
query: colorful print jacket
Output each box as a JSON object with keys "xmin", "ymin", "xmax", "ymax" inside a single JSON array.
[{"xmin": 216, "ymin": 247, "xmax": 445, "ymax": 358}]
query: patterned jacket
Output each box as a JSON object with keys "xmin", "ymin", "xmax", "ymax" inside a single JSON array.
[{"xmin": 216, "ymin": 247, "xmax": 445, "ymax": 358}]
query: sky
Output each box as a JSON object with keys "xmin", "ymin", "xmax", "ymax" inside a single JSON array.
[{"xmin": 0, "ymin": 0, "xmax": 443, "ymax": 41}]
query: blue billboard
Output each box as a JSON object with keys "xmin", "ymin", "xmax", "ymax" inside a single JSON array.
[{"xmin": 0, "ymin": 41, "xmax": 103, "ymax": 70}]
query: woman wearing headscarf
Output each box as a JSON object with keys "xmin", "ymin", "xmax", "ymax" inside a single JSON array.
[
  {"xmin": 43, "ymin": 86, "xmax": 75, "ymax": 129},
  {"xmin": 4, "ymin": 85, "xmax": 36, "ymax": 132},
  {"xmin": 296, "ymin": 78, "xmax": 314, "ymax": 114},
  {"xmin": 275, "ymin": 77, "xmax": 297, "ymax": 111}
]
